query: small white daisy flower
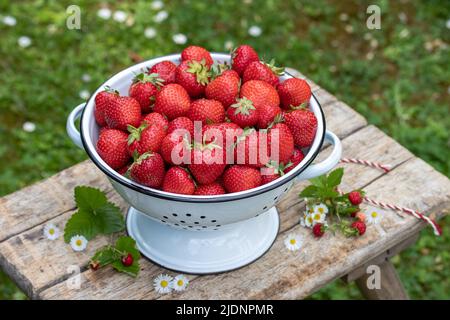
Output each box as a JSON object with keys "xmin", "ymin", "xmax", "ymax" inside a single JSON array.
[
  {"xmin": 43, "ymin": 223, "xmax": 60, "ymax": 240},
  {"xmin": 70, "ymin": 235, "xmax": 88, "ymax": 252},
  {"xmin": 18, "ymin": 36, "xmax": 32, "ymax": 48},
  {"xmin": 2, "ymin": 15, "xmax": 17, "ymax": 26},
  {"xmin": 311, "ymin": 211, "xmax": 326, "ymax": 225},
  {"xmin": 151, "ymin": 0, "xmax": 164, "ymax": 10},
  {"xmin": 248, "ymin": 25, "xmax": 262, "ymax": 37},
  {"xmin": 314, "ymin": 203, "xmax": 329, "ymax": 215},
  {"xmin": 144, "ymin": 27, "xmax": 157, "ymax": 39},
  {"xmin": 172, "ymin": 33, "xmax": 187, "ymax": 45},
  {"xmin": 284, "ymin": 233, "xmax": 302, "ymax": 251},
  {"xmin": 113, "ymin": 10, "xmax": 127, "ymax": 23},
  {"xmin": 154, "ymin": 274, "xmax": 173, "ymax": 294},
  {"xmin": 172, "ymin": 274, "xmax": 189, "ymax": 292},
  {"xmin": 22, "ymin": 121, "xmax": 36, "ymax": 133},
  {"xmin": 79, "ymin": 90, "xmax": 90, "ymax": 100},
  {"xmin": 304, "ymin": 213, "xmax": 314, "ymax": 228},
  {"xmin": 446, "ymin": 19, "xmax": 450, "ymax": 30},
  {"xmin": 81, "ymin": 73, "xmax": 91, "ymax": 82},
  {"xmin": 224, "ymin": 40, "xmax": 234, "ymax": 51},
  {"xmin": 366, "ymin": 210, "xmax": 382, "ymax": 225},
  {"xmin": 97, "ymin": 8, "xmax": 112, "ymax": 20},
  {"xmin": 154, "ymin": 10, "xmax": 168, "ymax": 23}
]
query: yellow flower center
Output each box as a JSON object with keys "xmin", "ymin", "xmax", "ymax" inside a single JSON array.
[
  {"xmin": 307, "ymin": 217, "xmax": 313, "ymax": 224},
  {"xmin": 49, "ymin": 229, "xmax": 55, "ymax": 235},
  {"xmin": 318, "ymin": 207, "xmax": 324, "ymax": 214},
  {"xmin": 177, "ymin": 280, "xmax": 184, "ymax": 286},
  {"xmin": 314, "ymin": 213, "xmax": 321, "ymax": 220},
  {"xmin": 371, "ymin": 212, "xmax": 378, "ymax": 218},
  {"xmin": 76, "ymin": 239, "xmax": 83, "ymax": 246},
  {"xmin": 290, "ymin": 239, "xmax": 296, "ymax": 245},
  {"xmin": 308, "ymin": 208, "xmax": 314, "ymax": 213},
  {"xmin": 161, "ymin": 280, "xmax": 168, "ymax": 288}
]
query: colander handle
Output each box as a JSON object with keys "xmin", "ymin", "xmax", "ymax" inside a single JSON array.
[
  {"xmin": 66, "ymin": 103, "xmax": 85, "ymax": 149},
  {"xmin": 296, "ymin": 130, "xmax": 342, "ymax": 180}
]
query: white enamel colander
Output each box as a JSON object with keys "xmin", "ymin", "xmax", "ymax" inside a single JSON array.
[{"xmin": 67, "ymin": 53, "xmax": 342, "ymax": 274}]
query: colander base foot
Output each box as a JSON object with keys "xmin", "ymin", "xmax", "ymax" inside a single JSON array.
[{"xmin": 126, "ymin": 207, "xmax": 279, "ymax": 274}]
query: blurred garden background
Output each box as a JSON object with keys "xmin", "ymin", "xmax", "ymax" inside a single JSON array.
[{"xmin": 0, "ymin": 0, "xmax": 449, "ymax": 299}]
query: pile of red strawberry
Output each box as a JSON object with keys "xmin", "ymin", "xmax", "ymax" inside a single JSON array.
[{"xmin": 94, "ymin": 45, "xmax": 317, "ymax": 195}]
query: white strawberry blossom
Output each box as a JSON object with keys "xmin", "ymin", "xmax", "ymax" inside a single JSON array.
[
  {"xmin": 151, "ymin": 0, "xmax": 164, "ymax": 10},
  {"xmin": 22, "ymin": 121, "xmax": 36, "ymax": 133},
  {"xmin": 314, "ymin": 203, "xmax": 329, "ymax": 215},
  {"xmin": 144, "ymin": 27, "xmax": 157, "ymax": 39},
  {"xmin": 2, "ymin": 15, "xmax": 17, "ymax": 26},
  {"xmin": 97, "ymin": 8, "xmax": 112, "ymax": 20},
  {"xmin": 154, "ymin": 10, "xmax": 168, "ymax": 23},
  {"xmin": 113, "ymin": 10, "xmax": 127, "ymax": 23},
  {"xmin": 248, "ymin": 25, "xmax": 262, "ymax": 37},
  {"xmin": 18, "ymin": 36, "xmax": 32, "ymax": 48},
  {"xmin": 172, "ymin": 33, "xmax": 187, "ymax": 45}
]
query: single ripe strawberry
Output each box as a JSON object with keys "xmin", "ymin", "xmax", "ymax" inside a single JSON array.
[
  {"xmin": 181, "ymin": 45, "xmax": 214, "ymax": 67},
  {"xmin": 167, "ymin": 116, "xmax": 194, "ymax": 137},
  {"xmin": 90, "ymin": 261, "xmax": 100, "ymax": 271},
  {"xmin": 121, "ymin": 253, "xmax": 133, "ymax": 267},
  {"xmin": 257, "ymin": 104, "xmax": 282, "ymax": 129},
  {"xmin": 104, "ymin": 96, "xmax": 141, "ymax": 131},
  {"xmin": 97, "ymin": 129, "xmax": 130, "ymax": 169},
  {"xmin": 129, "ymin": 73, "xmax": 164, "ymax": 113},
  {"xmin": 267, "ymin": 123, "xmax": 294, "ymax": 165},
  {"xmin": 243, "ymin": 60, "xmax": 284, "ymax": 87},
  {"xmin": 351, "ymin": 220, "xmax": 366, "ymax": 236},
  {"xmin": 160, "ymin": 131, "xmax": 191, "ymax": 165},
  {"xmin": 348, "ymin": 191, "xmax": 363, "ymax": 205},
  {"xmin": 162, "ymin": 166, "xmax": 195, "ymax": 195},
  {"xmin": 94, "ymin": 87, "xmax": 119, "ymax": 126},
  {"xmin": 129, "ymin": 152, "xmax": 165, "ymax": 188},
  {"xmin": 313, "ymin": 223, "xmax": 326, "ymax": 238},
  {"xmin": 127, "ymin": 122, "xmax": 166, "ymax": 156},
  {"xmin": 220, "ymin": 69, "xmax": 240, "ymax": 80},
  {"xmin": 283, "ymin": 109, "xmax": 317, "ymax": 148},
  {"xmin": 234, "ymin": 128, "xmax": 267, "ymax": 167},
  {"xmin": 231, "ymin": 45, "xmax": 259, "ymax": 76},
  {"xmin": 284, "ymin": 147, "xmax": 305, "ymax": 173},
  {"xmin": 188, "ymin": 142, "xmax": 226, "ymax": 185},
  {"xmin": 154, "ymin": 83, "xmax": 191, "ymax": 120},
  {"xmin": 223, "ymin": 165, "xmax": 262, "ymax": 193},
  {"xmin": 188, "ymin": 99, "xmax": 225, "ymax": 125},
  {"xmin": 205, "ymin": 73, "xmax": 240, "ymax": 108},
  {"xmin": 175, "ymin": 60, "xmax": 210, "ymax": 97},
  {"xmin": 142, "ymin": 112, "xmax": 169, "ymax": 131},
  {"xmin": 148, "ymin": 60, "xmax": 177, "ymax": 84},
  {"xmin": 194, "ymin": 182, "xmax": 225, "ymax": 195},
  {"xmin": 203, "ymin": 122, "xmax": 243, "ymax": 164},
  {"xmin": 240, "ymin": 80, "xmax": 280, "ymax": 111},
  {"xmin": 277, "ymin": 78, "xmax": 312, "ymax": 109},
  {"xmin": 227, "ymin": 97, "xmax": 259, "ymax": 128}
]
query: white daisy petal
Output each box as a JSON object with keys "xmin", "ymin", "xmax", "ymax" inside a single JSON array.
[
  {"xmin": 154, "ymin": 10, "xmax": 168, "ymax": 23},
  {"xmin": 22, "ymin": 121, "xmax": 36, "ymax": 133},
  {"xmin": 43, "ymin": 223, "xmax": 60, "ymax": 241},
  {"xmin": 248, "ymin": 25, "xmax": 262, "ymax": 37},
  {"xmin": 70, "ymin": 235, "xmax": 88, "ymax": 252},
  {"xmin": 154, "ymin": 274, "xmax": 173, "ymax": 294},
  {"xmin": 172, "ymin": 33, "xmax": 187, "ymax": 45},
  {"xmin": 304, "ymin": 213, "xmax": 314, "ymax": 228},
  {"xmin": 3, "ymin": 15, "xmax": 17, "ymax": 26},
  {"xmin": 366, "ymin": 209, "xmax": 383, "ymax": 225},
  {"xmin": 284, "ymin": 233, "xmax": 302, "ymax": 251},
  {"xmin": 172, "ymin": 274, "xmax": 189, "ymax": 292},
  {"xmin": 144, "ymin": 27, "xmax": 157, "ymax": 39},
  {"xmin": 113, "ymin": 10, "xmax": 127, "ymax": 23},
  {"xmin": 97, "ymin": 8, "xmax": 112, "ymax": 20},
  {"xmin": 151, "ymin": 0, "xmax": 164, "ymax": 10},
  {"xmin": 18, "ymin": 36, "xmax": 32, "ymax": 48},
  {"xmin": 314, "ymin": 203, "xmax": 329, "ymax": 215},
  {"xmin": 79, "ymin": 90, "xmax": 90, "ymax": 100}
]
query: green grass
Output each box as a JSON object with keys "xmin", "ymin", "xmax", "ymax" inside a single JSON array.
[{"xmin": 0, "ymin": 0, "xmax": 449, "ymax": 299}]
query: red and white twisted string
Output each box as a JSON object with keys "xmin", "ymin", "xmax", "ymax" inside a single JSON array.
[{"xmin": 339, "ymin": 158, "xmax": 442, "ymax": 236}]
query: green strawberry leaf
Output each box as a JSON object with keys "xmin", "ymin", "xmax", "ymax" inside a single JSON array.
[
  {"xmin": 327, "ymin": 168, "xmax": 344, "ymax": 188},
  {"xmin": 299, "ymin": 185, "xmax": 319, "ymax": 198},
  {"xmin": 74, "ymin": 186, "xmax": 108, "ymax": 213},
  {"xmin": 91, "ymin": 246, "xmax": 117, "ymax": 267},
  {"xmin": 64, "ymin": 209, "xmax": 99, "ymax": 243},
  {"xmin": 95, "ymin": 202, "xmax": 125, "ymax": 234}
]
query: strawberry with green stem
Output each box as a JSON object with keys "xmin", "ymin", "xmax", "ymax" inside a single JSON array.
[
  {"xmin": 227, "ymin": 97, "xmax": 259, "ymax": 128},
  {"xmin": 175, "ymin": 59, "xmax": 210, "ymax": 97},
  {"xmin": 129, "ymin": 152, "xmax": 165, "ymax": 188},
  {"xmin": 243, "ymin": 59, "xmax": 284, "ymax": 87},
  {"xmin": 129, "ymin": 72, "xmax": 164, "ymax": 113}
]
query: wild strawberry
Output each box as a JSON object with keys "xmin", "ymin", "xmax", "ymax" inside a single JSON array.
[
  {"xmin": 167, "ymin": 116, "xmax": 194, "ymax": 137},
  {"xmin": 97, "ymin": 129, "xmax": 130, "ymax": 169},
  {"xmin": 181, "ymin": 45, "xmax": 214, "ymax": 67},
  {"xmin": 284, "ymin": 147, "xmax": 305, "ymax": 173},
  {"xmin": 127, "ymin": 122, "xmax": 166, "ymax": 156},
  {"xmin": 227, "ymin": 97, "xmax": 259, "ymax": 128},
  {"xmin": 348, "ymin": 191, "xmax": 363, "ymax": 205},
  {"xmin": 175, "ymin": 60, "xmax": 210, "ymax": 97},
  {"xmin": 154, "ymin": 83, "xmax": 191, "ymax": 120},
  {"xmin": 240, "ymin": 80, "xmax": 280, "ymax": 111},
  {"xmin": 283, "ymin": 109, "xmax": 317, "ymax": 148},
  {"xmin": 121, "ymin": 253, "xmax": 134, "ymax": 267},
  {"xmin": 188, "ymin": 99, "xmax": 225, "ymax": 125},
  {"xmin": 243, "ymin": 60, "xmax": 284, "ymax": 87},
  {"xmin": 142, "ymin": 112, "xmax": 169, "ymax": 131},
  {"xmin": 90, "ymin": 260, "xmax": 100, "ymax": 271},
  {"xmin": 194, "ymin": 182, "xmax": 225, "ymax": 195},
  {"xmin": 355, "ymin": 212, "xmax": 366, "ymax": 222},
  {"xmin": 94, "ymin": 87, "xmax": 119, "ymax": 127},
  {"xmin": 277, "ymin": 78, "xmax": 312, "ymax": 109},
  {"xmin": 160, "ymin": 131, "xmax": 191, "ymax": 165},
  {"xmin": 130, "ymin": 152, "xmax": 165, "ymax": 188},
  {"xmin": 351, "ymin": 220, "xmax": 366, "ymax": 236},
  {"xmin": 104, "ymin": 96, "xmax": 141, "ymax": 131},
  {"xmin": 148, "ymin": 60, "xmax": 177, "ymax": 84},
  {"xmin": 223, "ymin": 165, "xmax": 262, "ymax": 193},
  {"xmin": 257, "ymin": 104, "xmax": 282, "ymax": 129},
  {"xmin": 267, "ymin": 123, "xmax": 294, "ymax": 164},
  {"xmin": 205, "ymin": 73, "xmax": 240, "ymax": 108},
  {"xmin": 313, "ymin": 223, "xmax": 326, "ymax": 238},
  {"xmin": 129, "ymin": 73, "xmax": 164, "ymax": 113},
  {"xmin": 162, "ymin": 166, "xmax": 195, "ymax": 195},
  {"xmin": 188, "ymin": 141, "xmax": 226, "ymax": 184},
  {"xmin": 231, "ymin": 45, "xmax": 259, "ymax": 76}
]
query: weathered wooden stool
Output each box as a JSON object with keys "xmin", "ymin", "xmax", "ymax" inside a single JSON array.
[{"xmin": 0, "ymin": 69, "xmax": 448, "ymax": 300}]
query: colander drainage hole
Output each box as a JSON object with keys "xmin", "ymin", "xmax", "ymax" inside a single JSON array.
[
  {"xmin": 284, "ymin": 187, "xmax": 288, "ymax": 192},
  {"xmin": 216, "ymin": 225, "xmax": 221, "ymax": 228},
  {"xmin": 186, "ymin": 213, "xmax": 191, "ymax": 217},
  {"xmin": 211, "ymin": 220, "xmax": 217, "ymax": 223},
  {"xmin": 174, "ymin": 223, "xmax": 179, "ymax": 226},
  {"xmin": 161, "ymin": 220, "xmax": 166, "ymax": 223},
  {"xmin": 172, "ymin": 213, "xmax": 178, "ymax": 217},
  {"xmin": 194, "ymin": 222, "xmax": 199, "ymax": 224},
  {"xmin": 163, "ymin": 216, "xmax": 168, "ymax": 219},
  {"xmin": 180, "ymin": 220, "xmax": 185, "ymax": 223},
  {"xmin": 200, "ymin": 216, "xmax": 205, "ymax": 219},
  {"xmin": 202, "ymin": 226, "xmax": 207, "ymax": 229},
  {"xmin": 263, "ymin": 206, "xmax": 268, "ymax": 210},
  {"xmin": 274, "ymin": 196, "xmax": 278, "ymax": 201}
]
